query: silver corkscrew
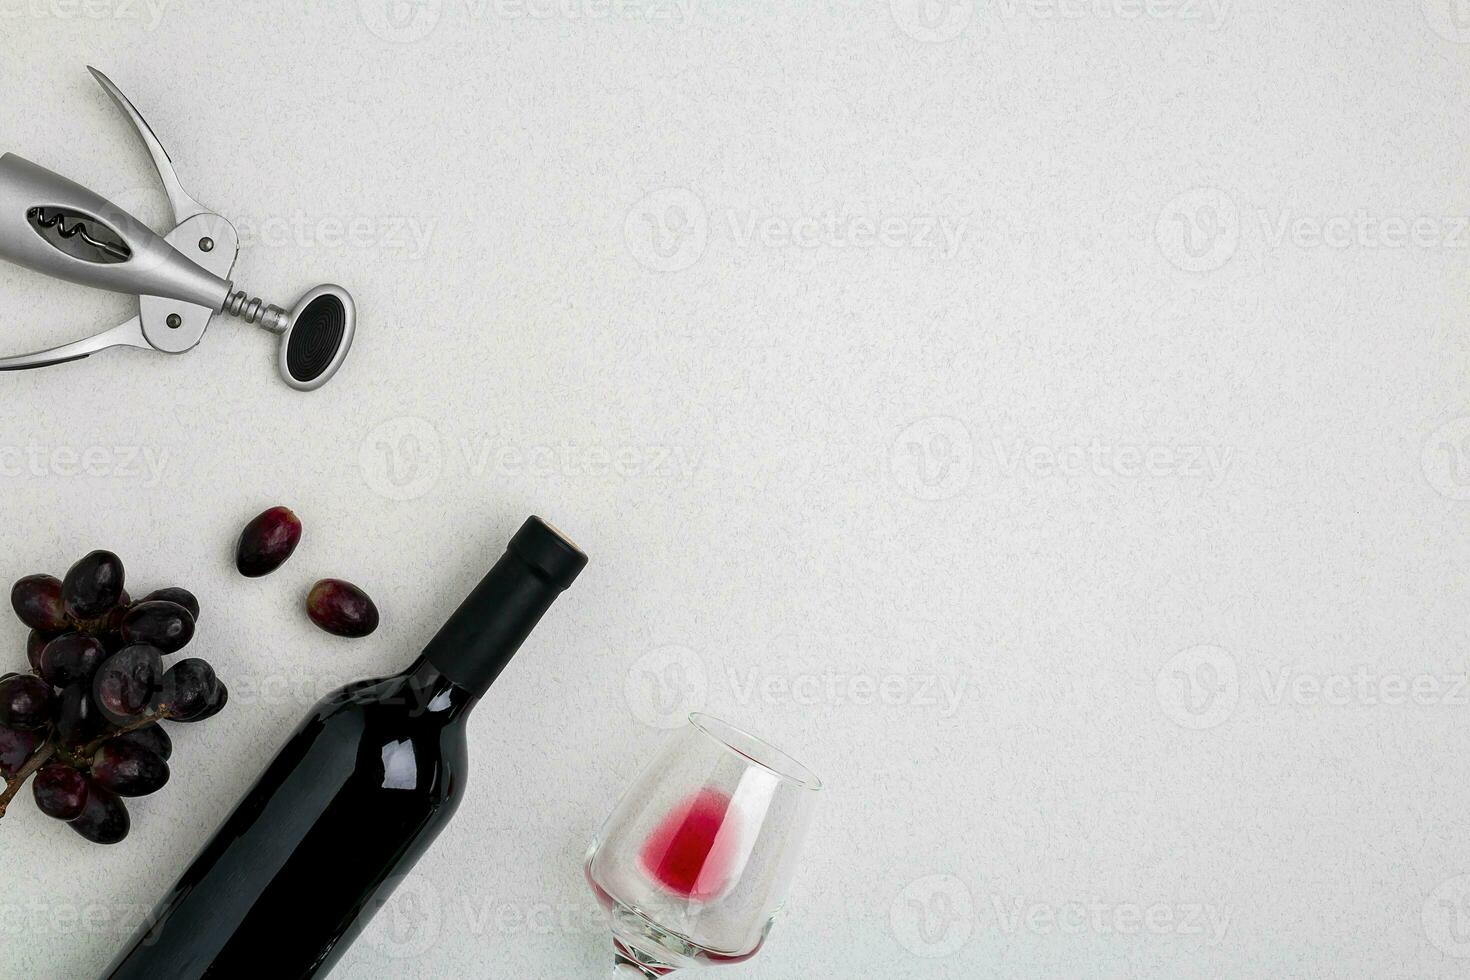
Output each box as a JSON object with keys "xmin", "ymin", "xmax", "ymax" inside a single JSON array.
[{"xmin": 0, "ymin": 67, "xmax": 356, "ymax": 390}]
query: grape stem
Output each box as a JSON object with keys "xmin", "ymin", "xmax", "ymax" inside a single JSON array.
[
  {"xmin": 0, "ymin": 740, "xmax": 56, "ymax": 820},
  {"xmin": 78, "ymin": 712, "xmax": 173, "ymax": 759}
]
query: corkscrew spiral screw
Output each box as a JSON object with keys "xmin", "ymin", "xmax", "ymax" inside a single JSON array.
[{"xmin": 26, "ymin": 207, "xmax": 130, "ymax": 261}]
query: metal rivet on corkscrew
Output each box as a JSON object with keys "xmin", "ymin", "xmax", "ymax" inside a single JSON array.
[{"xmin": 0, "ymin": 67, "xmax": 356, "ymax": 390}]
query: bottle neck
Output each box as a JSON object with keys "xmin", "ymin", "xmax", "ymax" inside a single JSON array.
[
  {"xmin": 390, "ymin": 656, "xmax": 481, "ymax": 722},
  {"xmin": 419, "ymin": 548, "xmax": 571, "ymax": 699}
]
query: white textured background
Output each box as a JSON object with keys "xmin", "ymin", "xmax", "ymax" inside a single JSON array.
[{"xmin": 1, "ymin": 2, "xmax": 1468, "ymax": 978}]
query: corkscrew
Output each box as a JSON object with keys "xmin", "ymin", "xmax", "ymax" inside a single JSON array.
[{"xmin": 0, "ymin": 67, "xmax": 355, "ymax": 390}]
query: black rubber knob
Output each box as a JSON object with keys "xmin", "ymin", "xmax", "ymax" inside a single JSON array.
[{"xmin": 285, "ymin": 294, "xmax": 347, "ymax": 384}]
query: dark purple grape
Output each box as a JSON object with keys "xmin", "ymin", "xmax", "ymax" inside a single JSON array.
[
  {"xmin": 39, "ymin": 633, "xmax": 108, "ymax": 687},
  {"xmin": 93, "ymin": 645, "xmax": 163, "ymax": 722},
  {"xmin": 102, "ymin": 590, "xmax": 132, "ymax": 634},
  {"xmin": 68, "ymin": 781, "xmax": 129, "ymax": 844},
  {"xmin": 306, "ymin": 579, "xmax": 379, "ymax": 638},
  {"xmin": 32, "ymin": 763, "xmax": 89, "ymax": 820},
  {"xmin": 236, "ymin": 506, "xmax": 302, "ymax": 577},
  {"xmin": 0, "ymin": 723, "xmax": 42, "ymax": 777},
  {"xmin": 26, "ymin": 630, "xmax": 47, "ymax": 671},
  {"xmin": 0, "ymin": 674, "xmax": 53, "ymax": 730},
  {"xmin": 113, "ymin": 723, "xmax": 171, "ymax": 761},
  {"xmin": 90, "ymin": 740, "xmax": 169, "ymax": 797},
  {"xmin": 11, "ymin": 574, "xmax": 68, "ymax": 632},
  {"xmin": 120, "ymin": 601, "xmax": 194, "ymax": 654},
  {"xmin": 139, "ymin": 587, "xmax": 199, "ymax": 622},
  {"xmin": 158, "ymin": 658, "xmax": 218, "ymax": 720},
  {"xmin": 177, "ymin": 680, "xmax": 228, "ymax": 723},
  {"xmin": 62, "ymin": 551, "xmax": 125, "ymax": 622},
  {"xmin": 56, "ymin": 684, "xmax": 102, "ymax": 745}
]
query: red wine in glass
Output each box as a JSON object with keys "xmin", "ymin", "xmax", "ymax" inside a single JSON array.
[
  {"xmin": 585, "ymin": 714, "xmax": 821, "ymax": 977},
  {"xmin": 639, "ymin": 788, "xmax": 737, "ymax": 901}
]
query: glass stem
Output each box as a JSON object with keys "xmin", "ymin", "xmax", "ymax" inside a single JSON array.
[{"xmin": 612, "ymin": 942, "xmax": 677, "ymax": 977}]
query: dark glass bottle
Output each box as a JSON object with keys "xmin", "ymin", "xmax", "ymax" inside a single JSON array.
[{"xmin": 102, "ymin": 517, "xmax": 587, "ymax": 979}]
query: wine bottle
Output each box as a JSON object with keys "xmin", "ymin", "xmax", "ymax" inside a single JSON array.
[{"xmin": 102, "ymin": 516, "xmax": 587, "ymax": 979}]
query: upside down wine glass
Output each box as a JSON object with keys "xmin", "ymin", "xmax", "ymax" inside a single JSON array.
[{"xmin": 584, "ymin": 713, "xmax": 822, "ymax": 976}]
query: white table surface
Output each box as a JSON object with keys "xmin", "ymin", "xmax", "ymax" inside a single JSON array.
[{"xmin": 2, "ymin": 3, "xmax": 1469, "ymax": 978}]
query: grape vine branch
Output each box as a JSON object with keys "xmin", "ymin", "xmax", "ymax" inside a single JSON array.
[
  {"xmin": 0, "ymin": 741, "xmax": 55, "ymax": 820},
  {"xmin": 0, "ymin": 713, "xmax": 172, "ymax": 823}
]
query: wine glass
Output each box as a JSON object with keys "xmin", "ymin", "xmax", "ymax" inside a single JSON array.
[{"xmin": 585, "ymin": 713, "xmax": 822, "ymax": 977}]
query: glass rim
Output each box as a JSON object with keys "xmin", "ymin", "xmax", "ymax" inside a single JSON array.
[{"xmin": 688, "ymin": 712, "xmax": 823, "ymax": 791}]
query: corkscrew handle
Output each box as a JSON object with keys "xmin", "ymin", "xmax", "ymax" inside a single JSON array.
[{"xmin": 0, "ymin": 154, "xmax": 231, "ymax": 309}]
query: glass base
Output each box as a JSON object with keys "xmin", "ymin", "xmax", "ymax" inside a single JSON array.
[{"xmin": 613, "ymin": 939, "xmax": 678, "ymax": 977}]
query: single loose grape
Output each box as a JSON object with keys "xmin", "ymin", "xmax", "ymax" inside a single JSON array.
[
  {"xmin": 236, "ymin": 506, "xmax": 302, "ymax": 577},
  {"xmin": 305, "ymin": 579, "xmax": 379, "ymax": 638}
]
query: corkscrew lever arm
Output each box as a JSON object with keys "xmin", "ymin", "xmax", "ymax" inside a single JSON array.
[
  {"xmin": 86, "ymin": 66, "xmax": 206, "ymax": 226},
  {"xmin": 0, "ymin": 316, "xmax": 149, "ymax": 371}
]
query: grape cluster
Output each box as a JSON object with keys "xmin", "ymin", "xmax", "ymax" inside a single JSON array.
[{"xmin": 0, "ymin": 551, "xmax": 224, "ymax": 845}]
